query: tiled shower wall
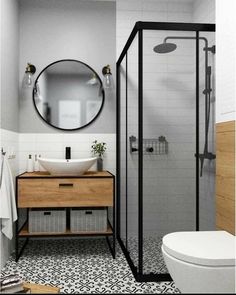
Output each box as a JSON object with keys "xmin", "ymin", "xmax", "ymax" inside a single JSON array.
[
  {"xmin": 143, "ymin": 31, "xmax": 196, "ymax": 236},
  {"xmin": 118, "ymin": 0, "xmax": 195, "ymax": 237},
  {"xmin": 117, "ymin": 0, "xmax": 216, "ymax": 237},
  {"xmin": 193, "ymin": 0, "xmax": 216, "ymax": 230},
  {"xmin": 117, "ymin": 0, "xmax": 194, "ymax": 57}
]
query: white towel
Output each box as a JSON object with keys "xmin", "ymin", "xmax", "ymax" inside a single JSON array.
[{"xmin": 0, "ymin": 157, "xmax": 17, "ymax": 240}]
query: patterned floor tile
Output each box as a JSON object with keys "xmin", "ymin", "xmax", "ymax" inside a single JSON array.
[
  {"xmin": 126, "ymin": 237, "xmax": 168, "ymax": 274},
  {"xmin": 1, "ymin": 239, "xmax": 180, "ymax": 294}
]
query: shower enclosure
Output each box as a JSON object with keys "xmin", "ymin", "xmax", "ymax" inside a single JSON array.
[{"xmin": 116, "ymin": 22, "xmax": 215, "ymax": 282}]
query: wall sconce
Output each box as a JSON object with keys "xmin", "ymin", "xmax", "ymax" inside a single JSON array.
[
  {"xmin": 102, "ymin": 65, "xmax": 114, "ymax": 89},
  {"xmin": 22, "ymin": 63, "xmax": 36, "ymax": 88}
]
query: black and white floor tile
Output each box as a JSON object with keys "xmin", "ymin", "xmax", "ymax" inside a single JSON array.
[
  {"xmin": 127, "ymin": 237, "xmax": 168, "ymax": 274},
  {"xmin": 1, "ymin": 238, "xmax": 180, "ymax": 294}
]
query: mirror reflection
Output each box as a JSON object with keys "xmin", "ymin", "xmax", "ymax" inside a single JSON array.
[{"xmin": 33, "ymin": 60, "xmax": 104, "ymax": 130}]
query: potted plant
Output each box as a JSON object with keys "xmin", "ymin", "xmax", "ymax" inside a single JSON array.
[{"xmin": 91, "ymin": 140, "xmax": 107, "ymax": 171}]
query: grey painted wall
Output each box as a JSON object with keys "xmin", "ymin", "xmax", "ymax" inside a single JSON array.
[
  {"xmin": 1, "ymin": 0, "xmax": 19, "ymax": 132},
  {"xmin": 19, "ymin": 0, "xmax": 116, "ymax": 133}
]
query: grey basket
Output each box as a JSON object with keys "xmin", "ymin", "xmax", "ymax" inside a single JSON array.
[
  {"xmin": 70, "ymin": 208, "xmax": 107, "ymax": 232},
  {"xmin": 29, "ymin": 208, "xmax": 66, "ymax": 233}
]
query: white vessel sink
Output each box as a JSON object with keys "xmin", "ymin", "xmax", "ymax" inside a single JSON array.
[{"xmin": 38, "ymin": 157, "xmax": 97, "ymax": 175}]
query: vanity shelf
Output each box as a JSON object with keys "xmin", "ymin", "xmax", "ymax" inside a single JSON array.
[
  {"xmin": 15, "ymin": 171, "xmax": 115, "ymax": 261},
  {"xmin": 18, "ymin": 223, "xmax": 113, "ymax": 237}
]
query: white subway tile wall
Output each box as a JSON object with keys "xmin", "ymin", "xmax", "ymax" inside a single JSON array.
[
  {"xmin": 1, "ymin": 129, "xmax": 19, "ymax": 176},
  {"xmin": 19, "ymin": 133, "xmax": 116, "ymax": 175}
]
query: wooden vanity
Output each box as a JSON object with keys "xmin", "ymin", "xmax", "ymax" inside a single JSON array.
[{"xmin": 15, "ymin": 171, "xmax": 115, "ymax": 261}]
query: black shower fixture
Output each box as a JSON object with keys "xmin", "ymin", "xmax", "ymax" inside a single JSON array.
[
  {"xmin": 153, "ymin": 42, "xmax": 177, "ymax": 53},
  {"xmin": 204, "ymin": 45, "xmax": 216, "ymax": 54},
  {"xmin": 154, "ymin": 36, "xmax": 216, "ymax": 176}
]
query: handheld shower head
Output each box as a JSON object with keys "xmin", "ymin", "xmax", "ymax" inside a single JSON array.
[{"xmin": 153, "ymin": 42, "xmax": 177, "ymax": 54}]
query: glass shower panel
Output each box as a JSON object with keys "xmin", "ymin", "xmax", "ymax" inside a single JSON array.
[
  {"xmin": 119, "ymin": 56, "xmax": 127, "ymax": 247},
  {"xmin": 126, "ymin": 34, "xmax": 139, "ymax": 269},
  {"xmin": 199, "ymin": 31, "xmax": 216, "ymax": 231},
  {"xmin": 142, "ymin": 30, "xmax": 197, "ymax": 274}
]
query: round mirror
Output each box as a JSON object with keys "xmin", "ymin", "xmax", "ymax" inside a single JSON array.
[{"xmin": 33, "ymin": 60, "xmax": 104, "ymax": 130}]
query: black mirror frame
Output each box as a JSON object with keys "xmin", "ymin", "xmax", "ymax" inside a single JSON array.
[{"xmin": 32, "ymin": 59, "xmax": 105, "ymax": 131}]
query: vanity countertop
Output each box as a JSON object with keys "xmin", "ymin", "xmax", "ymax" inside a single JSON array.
[{"xmin": 17, "ymin": 171, "xmax": 114, "ymax": 178}]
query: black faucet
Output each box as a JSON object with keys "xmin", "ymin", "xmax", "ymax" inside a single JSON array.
[{"xmin": 65, "ymin": 147, "xmax": 71, "ymax": 160}]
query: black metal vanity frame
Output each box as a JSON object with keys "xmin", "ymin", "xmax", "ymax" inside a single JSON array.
[
  {"xmin": 116, "ymin": 21, "xmax": 215, "ymax": 282},
  {"xmin": 15, "ymin": 171, "xmax": 116, "ymax": 262}
]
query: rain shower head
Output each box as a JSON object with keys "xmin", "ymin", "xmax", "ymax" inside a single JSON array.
[{"xmin": 153, "ymin": 42, "xmax": 177, "ymax": 54}]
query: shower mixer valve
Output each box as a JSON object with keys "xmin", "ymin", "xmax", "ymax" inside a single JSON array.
[
  {"xmin": 198, "ymin": 152, "xmax": 216, "ymax": 177},
  {"xmin": 146, "ymin": 147, "xmax": 154, "ymax": 153}
]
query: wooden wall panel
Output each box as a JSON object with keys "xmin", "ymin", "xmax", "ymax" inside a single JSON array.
[{"xmin": 216, "ymin": 120, "xmax": 235, "ymax": 235}]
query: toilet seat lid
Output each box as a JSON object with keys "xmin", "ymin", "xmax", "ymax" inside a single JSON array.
[{"xmin": 163, "ymin": 231, "xmax": 236, "ymax": 266}]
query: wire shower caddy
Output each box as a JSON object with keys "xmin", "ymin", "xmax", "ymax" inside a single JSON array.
[{"xmin": 129, "ymin": 135, "xmax": 168, "ymax": 155}]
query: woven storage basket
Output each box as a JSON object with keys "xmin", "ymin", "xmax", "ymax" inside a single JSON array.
[
  {"xmin": 29, "ymin": 208, "xmax": 66, "ymax": 233},
  {"xmin": 70, "ymin": 208, "xmax": 107, "ymax": 232}
]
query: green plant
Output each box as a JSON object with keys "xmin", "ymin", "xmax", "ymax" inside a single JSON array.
[{"xmin": 91, "ymin": 140, "xmax": 107, "ymax": 157}]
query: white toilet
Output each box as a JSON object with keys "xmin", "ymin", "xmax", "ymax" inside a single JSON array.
[{"xmin": 162, "ymin": 231, "xmax": 235, "ymax": 293}]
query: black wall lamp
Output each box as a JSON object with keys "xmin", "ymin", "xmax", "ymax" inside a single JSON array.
[
  {"xmin": 102, "ymin": 65, "xmax": 114, "ymax": 89},
  {"xmin": 22, "ymin": 63, "xmax": 36, "ymax": 88}
]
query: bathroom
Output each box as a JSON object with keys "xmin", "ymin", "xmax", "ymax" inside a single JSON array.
[{"xmin": 0, "ymin": 0, "xmax": 235, "ymax": 294}]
